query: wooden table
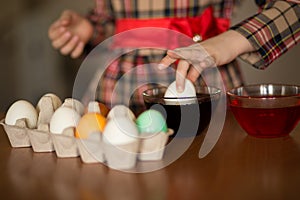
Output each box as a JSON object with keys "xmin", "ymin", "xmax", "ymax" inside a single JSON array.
[{"xmin": 1, "ymin": 112, "xmax": 300, "ymax": 200}]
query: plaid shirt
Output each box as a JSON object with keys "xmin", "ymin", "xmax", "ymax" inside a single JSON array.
[
  {"xmin": 89, "ymin": 0, "xmax": 236, "ymax": 43},
  {"xmin": 231, "ymin": 1, "xmax": 300, "ymax": 69},
  {"xmin": 85, "ymin": 0, "xmax": 244, "ymax": 114}
]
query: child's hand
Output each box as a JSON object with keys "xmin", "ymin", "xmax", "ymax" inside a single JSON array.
[
  {"xmin": 159, "ymin": 43, "xmax": 215, "ymax": 92},
  {"xmin": 158, "ymin": 30, "xmax": 254, "ymax": 92},
  {"xmin": 48, "ymin": 10, "xmax": 94, "ymax": 58}
]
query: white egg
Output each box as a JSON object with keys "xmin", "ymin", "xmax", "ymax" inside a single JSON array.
[
  {"xmin": 62, "ymin": 98, "xmax": 84, "ymax": 116},
  {"xmin": 49, "ymin": 107, "xmax": 81, "ymax": 134},
  {"xmin": 107, "ymin": 105, "xmax": 136, "ymax": 121},
  {"xmin": 164, "ymin": 79, "xmax": 197, "ymax": 105},
  {"xmin": 103, "ymin": 116, "xmax": 139, "ymax": 145},
  {"xmin": 5, "ymin": 100, "xmax": 38, "ymax": 129}
]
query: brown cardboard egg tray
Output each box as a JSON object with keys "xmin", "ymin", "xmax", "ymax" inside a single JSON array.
[{"xmin": 0, "ymin": 118, "xmax": 173, "ymax": 169}]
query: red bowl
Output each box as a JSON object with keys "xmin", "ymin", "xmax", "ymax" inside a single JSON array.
[{"xmin": 227, "ymin": 84, "xmax": 300, "ymax": 138}]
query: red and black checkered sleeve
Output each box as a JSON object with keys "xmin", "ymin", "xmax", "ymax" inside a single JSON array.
[{"xmin": 230, "ymin": 0, "xmax": 300, "ymax": 69}]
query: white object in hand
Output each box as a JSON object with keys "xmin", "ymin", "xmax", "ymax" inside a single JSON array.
[{"xmin": 164, "ymin": 79, "xmax": 197, "ymax": 105}]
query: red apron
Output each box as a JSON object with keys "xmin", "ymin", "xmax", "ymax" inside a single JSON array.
[{"xmin": 111, "ymin": 7, "xmax": 230, "ymax": 50}]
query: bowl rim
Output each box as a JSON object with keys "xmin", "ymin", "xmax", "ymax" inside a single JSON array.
[
  {"xmin": 142, "ymin": 85, "xmax": 221, "ymax": 100},
  {"xmin": 226, "ymin": 83, "xmax": 300, "ymax": 99}
]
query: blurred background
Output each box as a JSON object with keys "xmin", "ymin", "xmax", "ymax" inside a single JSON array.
[{"xmin": 0, "ymin": 0, "xmax": 299, "ymax": 112}]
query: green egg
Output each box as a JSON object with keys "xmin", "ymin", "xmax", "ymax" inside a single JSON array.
[{"xmin": 136, "ymin": 109, "xmax": 168, "ymax": 135}]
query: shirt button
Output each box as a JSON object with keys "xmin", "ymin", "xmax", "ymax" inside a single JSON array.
[{"xmin": 193, "ymin": 34, "xmax": 202, "ymax": 43}]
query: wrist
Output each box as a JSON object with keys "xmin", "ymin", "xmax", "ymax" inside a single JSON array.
[{"xmin": 201, "ymin": 30, "xmax": 255, "ymax": 66}]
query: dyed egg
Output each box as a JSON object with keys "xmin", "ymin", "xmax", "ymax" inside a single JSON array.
[
  {"xmin": 103, "ymin": 117, "xmax": 138, "ymax": 145},
  {"xmin": 62, "ymin": 98, "xmax": 85, "ymax": 116},
  {"xmin": 107, "ymin": 105, "xmax": 136, "ymax": 121},
  {"xmin": 5, "ymin": 100, "xmax": 38, "ymax": 129},
  {"xmin": 164, "ymin": 79, "xmax": 197, "ymax": 105},
  {"xmin": 136, "ymin": 110, "xmax": 167, "ymax": 136},
  {"xmin": 49, "ymin": 107, "xmax": 81, "ymax": 134},
  {"xmin": 75, "ymin": 113, "xmax": 106, "ymax": 139},
  {"xmin": 86, "ymin": 101, "xmax": 109, "ymax": 117}
]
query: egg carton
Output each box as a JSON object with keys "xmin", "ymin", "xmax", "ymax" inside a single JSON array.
[
  {"xmin": 138, "ymin": 129, "xmax": 173, "ymax": 161},
  {"xmin": 0, "ymin": 121, "xmax": 73, "ymax": 158},
  {"xmin": 1, "ymin": 119, "xmax": 173, "ymax": 169},
  {"xmin": 51, "ymin": 128, "xmax": 79, "ymax": 158},
  {"xmin": 75, "ymin": 132, "xmax": 105, "ymax": 163},
  {"xmin": 103, "ymin": 140, "xmax": 139, "ymax": 170},
  {"xmin": 1, "ymin": 119, "xmax": 77, "ymax": 156},
  {"xmin": 27, "ymin": 128, "xmax": 54, "ymax": 152},
  {"xmin": 27, "ymin": 126, "xmax": 79, "ymax": 158},
  {"xmin": 76, "ymin": 139, "xmax": 105, "ymax": 163},
  {"xmin": 0, "ymin": 119, "xmax": 31, "ymax": 148}
]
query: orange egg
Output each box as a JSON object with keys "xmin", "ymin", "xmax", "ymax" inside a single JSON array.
[
  {"xmin": 75, "ymin": 113, "xmax": 106, "ymax": 139},
  {"xmin": 85, "ymin": 101, "xmax": 110, "ymax": 117},
  {"xmin": 98, "ymin": 102, "xmax": 109, "ymax": 117}
]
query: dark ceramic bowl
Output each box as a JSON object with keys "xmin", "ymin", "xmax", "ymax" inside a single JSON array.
[{"xmin": 143, "ymin": 86, "xmax": 221, "ymax": 137}]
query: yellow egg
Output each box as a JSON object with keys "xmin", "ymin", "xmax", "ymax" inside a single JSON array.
[{"xmin": 75, "ymin": 113, "xmax": 106, "ymax": 139}]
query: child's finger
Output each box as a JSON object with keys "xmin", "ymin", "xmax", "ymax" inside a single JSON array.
[
  {"xmin": 49, "ymin": 26, "xmax": 66, "ymax": 40},
  {"xmin": 158, "ymin": 55, "xmax": 177, "ymax": 70},
  {"xmin": 71, "ymin": 41, "xmax": 85, "ymax": 58},
  {"xmin": 60, "ymin": 35, "xmax": 79, "ymax": 55},
  {"xmin": 52, "ymin": 32, "xmax": 72, "ymax": 49},
  {"xmin": 176, "ymin": 60, "xmax": 190, "ymax": 92}
]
